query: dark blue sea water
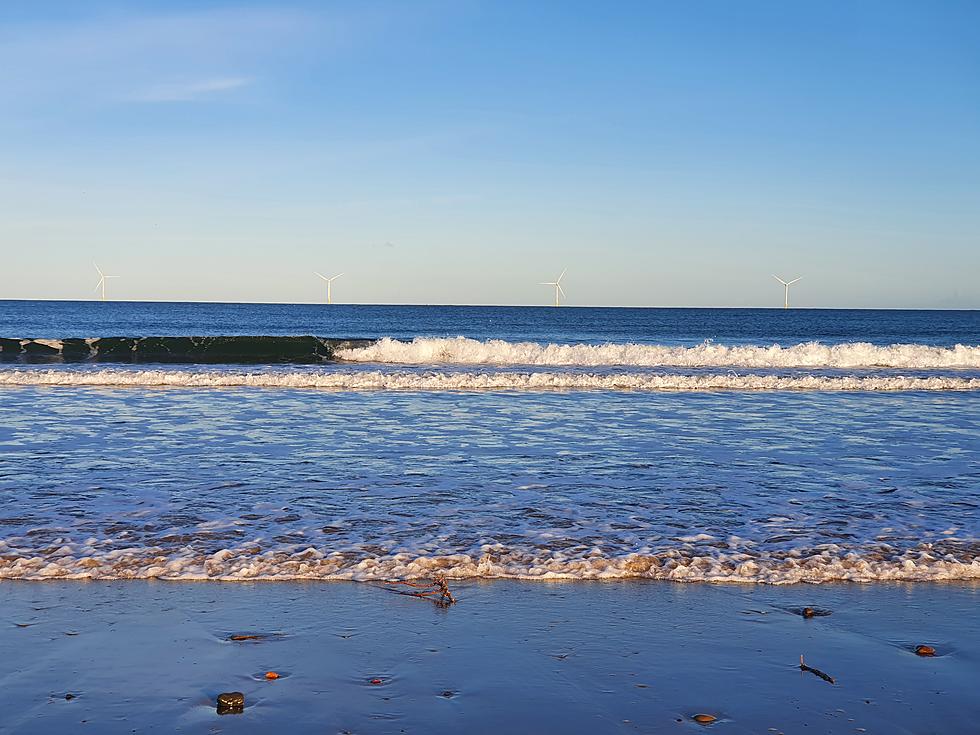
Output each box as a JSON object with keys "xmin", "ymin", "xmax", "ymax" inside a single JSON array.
[
  {"xmin": 2, "ymin": 300, "xmax": 978, "ymax": 345},
  {"xmin": 0, "ymin": 301, "xmax": 977, "ymax": 584}
]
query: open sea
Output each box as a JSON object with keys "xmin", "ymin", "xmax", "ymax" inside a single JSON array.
[{"xmin": 0, "ymin": 301, "xmax": 978, "ymax": 584}]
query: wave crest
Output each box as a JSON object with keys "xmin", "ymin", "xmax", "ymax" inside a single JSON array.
[{"xmin": 338, "ymin": 337, "xmax": 980, "ymax": 368}]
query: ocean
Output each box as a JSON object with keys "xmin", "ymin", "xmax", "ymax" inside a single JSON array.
[{"xmin": 1, "ymin": 301, "xmax": 977, "ymax": 584}]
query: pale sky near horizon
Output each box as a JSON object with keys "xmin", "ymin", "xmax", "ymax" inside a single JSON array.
[{"xmin": 1, "ymin": 1, "xmax": 979, "ymax": 308}]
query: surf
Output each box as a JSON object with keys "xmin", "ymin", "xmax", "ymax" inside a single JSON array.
[
  {"xmin": 337, "ymin": 337, "xmax": 980, "ymax": 369},
  {"xmin": 1, "ymin": 368, "xmax": 978, "ymax": 391}
]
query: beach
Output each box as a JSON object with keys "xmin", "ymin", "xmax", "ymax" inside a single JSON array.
[
  {"xmin": 2, "ymin": 579, "xmax": 977, "ymax": 734},
  {"xmin": 1, "ymin": 304, "xmax": 978, "ymax": 733}
]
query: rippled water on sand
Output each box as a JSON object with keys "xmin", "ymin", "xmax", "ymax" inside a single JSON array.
[{"xmin": 1, "ymin": 386, "xmax": 976, "ymax": 582}]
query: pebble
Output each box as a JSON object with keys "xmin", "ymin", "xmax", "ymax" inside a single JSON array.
[{"xmin": 216, "ymin": 691, "xmax": 245, "ymax": 714}]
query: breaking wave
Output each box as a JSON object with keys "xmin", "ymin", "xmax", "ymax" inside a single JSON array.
[
  {"xmin": 1, "ymin": 542, "xmax": 977, "ymax": 584},
  {"xmin": 4, "ymin": 336, "xmax": 980, "ymax": 370},
  {"xmin": 338, "ymin": 337, "xmax": 980, "ymax": 368},
  {"xmin": 1, "ymin": 369, "xmax": 978, "ymax": 392}
]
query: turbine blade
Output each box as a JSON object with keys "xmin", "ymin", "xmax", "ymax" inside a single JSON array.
[
  {"xmin": 788, "ymin": 277, "xmax": 802, "ymax": 285},
  {"xmin": 330, "ymin": 273, "xmax": 344, "ymax": 281},
  {"xmin": 556, "ymin": 269, "xmax": 567, "ymax": 283},
  {"xmin": 539, "ymin": 282, "xmax": 557, "ymax": 286},
  {"xmin": 94, "ymin": 262, "xmax": 104, "ymax": 277},
  {"xmin": 557, "ymin": 284, "xmax": 566, "ymax": 297},
  {"xmin": 314, "ymin": 271, "xmax": 329, "ymax": 281},
  {"xmin": 772, "ymin": 275, "xmax": 788, "ymax": 285}
]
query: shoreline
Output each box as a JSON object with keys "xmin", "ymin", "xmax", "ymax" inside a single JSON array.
[{"xmin": 2, "ymin": 579, "xmax": 977, "ymax": 734}]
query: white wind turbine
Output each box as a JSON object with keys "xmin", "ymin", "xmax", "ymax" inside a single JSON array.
[
  {"xmin": 539, "ymin": 269, "xmax": 567, "ymax": 307},
  {"xmin": 314, "ymin": 271, "xmax": 344, "ymax": 304},
  {"xmin": 93, "ymin": 262, "xmax": 120, "ymax": 301},
  {"xmin": 772, "ymin": 274, "xmax": 802, "ymax": 309}
]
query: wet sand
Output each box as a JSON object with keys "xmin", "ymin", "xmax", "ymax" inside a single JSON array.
[{"xmin": 1, "ymin": 580, "xmax": 977, "ymax": 734}]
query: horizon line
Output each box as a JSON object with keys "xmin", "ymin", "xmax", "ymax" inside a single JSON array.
[{"xmin": 0, "ymin": 298, "xmax": 977, "ymax": 312}]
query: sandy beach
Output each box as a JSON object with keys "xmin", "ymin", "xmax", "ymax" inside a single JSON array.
[{"xmin": 2, "ymin": 579, "xmax": 977, "ymax": 734}]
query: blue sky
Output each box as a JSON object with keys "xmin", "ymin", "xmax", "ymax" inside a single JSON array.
[{"xmin": 2, "ymin": 1, "xmax": 979, "ymax": 307}]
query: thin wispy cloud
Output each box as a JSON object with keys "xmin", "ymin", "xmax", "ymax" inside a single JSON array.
[
  {"xmin": 134, "ymin": 76, "xmax": 253, "ymax": 103},
  {"xmin": 0, "ymin": 6, "xmax": 326, "ymax": 107}
]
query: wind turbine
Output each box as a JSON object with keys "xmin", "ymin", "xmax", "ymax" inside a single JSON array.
[
  {"xmin": 539, "ymin": 269, "xmax": 567, "ymax": 307},
  {"xmin": 314, "ymin": 271, "xmax": 344, "ymax": 304},
  {"xmin": 772, "ymin": 274, "xmax": 801, "ymax": 309},
  {"xmin": 93, "ymin": 262, "xmax": 119, "ymax": 302}
]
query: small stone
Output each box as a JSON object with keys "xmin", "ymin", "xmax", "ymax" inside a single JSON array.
[
  {"xmin": 915, "ymin": 645, "xmax": 936, "ymax": 657},
  {"xmin": 216, "ymin": 692, "xmax": 244, "ymax": 714},
  {"xmin": 693, "ymin": 714, "xmax": 717, "ymax": 724}
]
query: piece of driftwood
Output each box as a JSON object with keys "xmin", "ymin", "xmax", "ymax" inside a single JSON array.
[
  {"xmin": 800, "ymin": 654, "xmax": 835, "ymax": 684},
  {"xmin": 384, "ymin": 576, "xmax": 457, "ymax": 607}
]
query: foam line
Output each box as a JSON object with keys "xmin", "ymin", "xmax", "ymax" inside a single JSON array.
[
  {"xmin": 1, "ymin": 369, "xmax": 978, "ymax": 391},
  {"xmin": 338, "ymin": 337, "xmax": 980, "ymax": 368},
  {"xmin": 1, "ymin": 545, "xmax": 976, "ymax": 584}
]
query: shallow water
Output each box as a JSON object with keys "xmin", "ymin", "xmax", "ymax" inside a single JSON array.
[
  {"xmin": 1, "ymin": 386, "xmax": 976, "ymax": 582},
  {"xmin": 1, "ymin": 303, "xmax": 977, "ymax": 583}
]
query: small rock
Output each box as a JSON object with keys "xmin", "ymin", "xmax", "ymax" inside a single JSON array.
[
  {"xmin": 216, "ymin": 692, "xmax": 244, "ymax": 714},
  {"xmin": 915, "ymin": 644, "xmax": 936, "ymax": 657},
  {"xmin": 693, "ymin": 713, "xmax": 717, "ymax": 724}
]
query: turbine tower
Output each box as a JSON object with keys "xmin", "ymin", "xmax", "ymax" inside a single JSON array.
[
  {"xmin": 314, "ymin": 271, "xmax": 344, "ymax": 304},
  {"xmin": 93, "ymin": 262, "xmax": 119, "ymax": 302},
  {"xmin": 772, "ymin": 274, "xmax": 801, "ymax": 309},
  {"xmin": 539, "ymin": 269, "xmax": 567, "ymax": 307}
]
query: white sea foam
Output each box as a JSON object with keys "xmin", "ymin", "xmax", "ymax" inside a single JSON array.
[
  {"xmin": 0, "ymin": 368, "xmax": 977, "ymax": 392},
  {"xmin": 0, "ymin": 544, "xmax": 976, "ymax": 584},
  {"xmin": 337, "ymin": 337, "xmax": 980, "ymax": 368}
]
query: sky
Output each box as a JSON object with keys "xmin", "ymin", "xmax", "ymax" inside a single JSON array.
[{"xmin": 1, "ymin": 0, "xmax": 979, "ymax": 308}]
